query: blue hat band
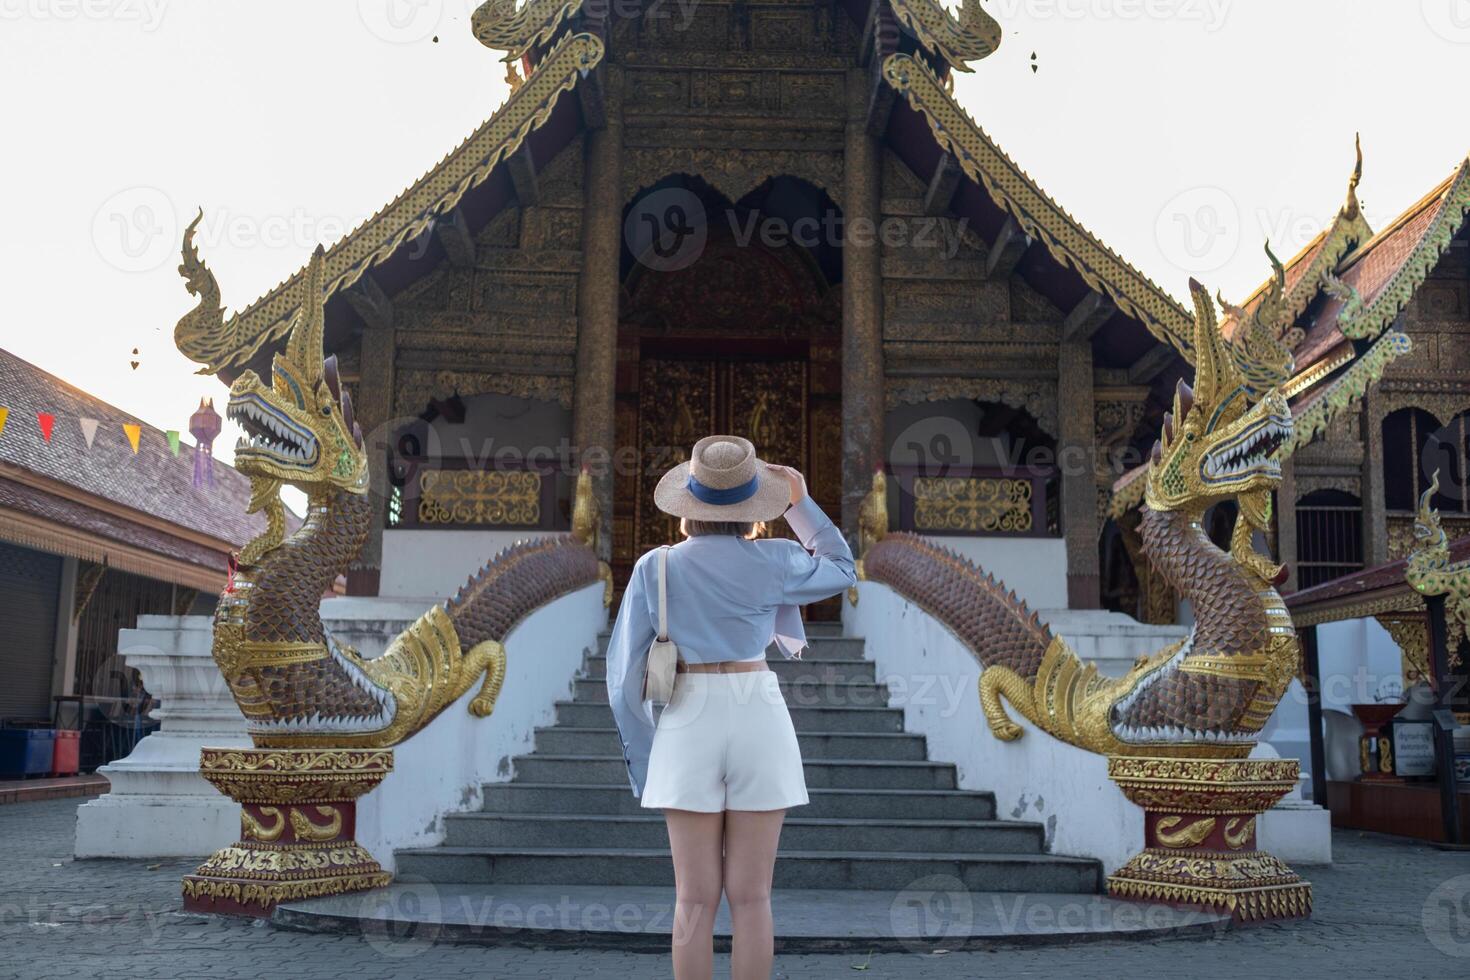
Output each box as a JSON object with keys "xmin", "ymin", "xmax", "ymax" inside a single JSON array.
[{"xmin": 686, "ymin": 473, "xmax": 759, "ymax": 506}]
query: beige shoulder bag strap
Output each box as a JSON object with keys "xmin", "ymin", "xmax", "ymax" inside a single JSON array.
[
  {"xmin": 657, "ymin": 545, "xmax": 669, "ymax": 641},
  {"xmin": 643, "ymin": 546, "xmax": 679, "ymax": 703}
]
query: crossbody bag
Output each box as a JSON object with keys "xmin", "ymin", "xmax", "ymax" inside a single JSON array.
[{"xmin": 642, "ymin": 546, "xmax": 679, "ymax": 703}]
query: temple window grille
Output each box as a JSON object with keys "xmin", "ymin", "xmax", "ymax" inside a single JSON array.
[
  {"xmin": 1296, "ymin": 489, "xmax": 1365, "ymax": 589},
  {"xmin": 1383, "ymin": 408, "xmax": 1470, "ymax": 513}
]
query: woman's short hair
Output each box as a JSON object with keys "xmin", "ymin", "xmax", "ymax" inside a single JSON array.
[{"xmin": 681, "ymin": 518, "xmax": 764, "ymax": 539}]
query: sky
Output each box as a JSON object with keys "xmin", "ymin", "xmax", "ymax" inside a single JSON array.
[{"xmin": 0, "ymin": 0, "xmax": 1467, "ymax": 461}]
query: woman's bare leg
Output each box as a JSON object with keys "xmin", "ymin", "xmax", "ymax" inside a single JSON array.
[
  {"xmin": 722, "ymin": 808, "xmax": 786, "ymax": 980},
  {"xmin": 663, "ymin": 808, "xmax": 724, "ymax": 980}
]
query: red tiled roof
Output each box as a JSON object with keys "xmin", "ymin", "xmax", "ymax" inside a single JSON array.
[
  {"xmin": 0, "ymin": 347, "xmax": 263, "ymax": 549},
  {"xmin": 1287, "ymin": 533, "xmax": 1470, "ymax": 619},
  {"xmin": 0, "ymin": 475, "xmax": 225, "ymax": 574},
  {"xmin": 1296, "ymin": 163, "xmax": 1470, "ymax": 370}
]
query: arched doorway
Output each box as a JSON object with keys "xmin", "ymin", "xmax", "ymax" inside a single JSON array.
[{"xmin": 612, "ymin": 175, "xmax": 843, "ymax": 615}]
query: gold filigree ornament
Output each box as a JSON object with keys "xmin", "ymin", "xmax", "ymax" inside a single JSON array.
[
  {"xmin": 1107, "ymin": 756, "xmax": 1311, "ymax": 922},
  {"xmin": 185, "ymin": 748, "xmax": 394, "ymax": 917},
  {"xmin": 879, "ymin": 52, "xmax": 1195, "ymax": 358},
  {"xmin": 174, "ymin": 32, "xmax": 604, "ymax": 376},
  {"xmin": 850, "ymin": 470, "xmax": 890, "ymax": 606},
  {"xmin": 289, "ymin": 806, "xmax": 343, "ymax": 842},
  {"xmin": 889, "ymin": 0, "xmax": 1002, "ymax": 71},
  {"xmin": 1154, "ymin": 816, "xmax": 1217, "ymax": 848},
  {"xmin": 241, "ymin": 807, "xmax": 285, "ymax": 843},
  {"xmin": 471, "ymin": 0, "xmax": 583, "ymax": 61}
]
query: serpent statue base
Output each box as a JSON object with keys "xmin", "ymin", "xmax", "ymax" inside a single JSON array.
[
  {"xmin": 1106, "ymin": 757, "xmax": 1312, "ymax": 922},
  {"xmin": 181, "ymin": 748, "xmax": 393, "ymax": 917}
]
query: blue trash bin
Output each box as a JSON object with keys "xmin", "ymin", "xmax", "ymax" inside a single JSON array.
[{"xmin": 0, "ymin": 728, "xmax": 56, "ymax": 778}]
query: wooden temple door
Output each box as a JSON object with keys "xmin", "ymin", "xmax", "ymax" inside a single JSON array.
[{"xmin": 624, "ymin": 355, "xmax": 842, "ymax": 620}]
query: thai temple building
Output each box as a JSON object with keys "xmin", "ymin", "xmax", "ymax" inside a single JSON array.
[{"xmin": 68, "ymin": 0, "xmax": 1469, "ymax": 935}]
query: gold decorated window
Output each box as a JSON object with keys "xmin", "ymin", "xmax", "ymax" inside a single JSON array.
[
  {"xmin": 910, "ymin": 476, "xmax": 1034, "ymax": 534},
  {"xmin": 416, "ymin": 470, "xmax": 543, "ymax": 527}
]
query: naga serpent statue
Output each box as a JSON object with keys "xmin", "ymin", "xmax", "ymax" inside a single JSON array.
[
  {"xmin": 177, "ymin": 219, "xmax": 600, "ymax": 748},
  {"xmin": 865, "ymin": 278, "xmax": 1298, "ymax": 758},
  {"xmin": 1407, "ymin": 470, "xmax": 1470, "ymax": 642}
]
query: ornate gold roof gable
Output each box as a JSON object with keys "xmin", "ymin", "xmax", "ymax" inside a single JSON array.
[
  {"xmin": 1268, "ymin": 135, "xmax": 1373, "ymax": 326},
  {"xmin": 472, "ymin": 0, "xmax": 583, "ymax": 62},
  {"xmin": 890, "ymin": 0, "xmax": 1002, "ymax": 72},
  {"xmin": 1328, "ymin": 156, "xmax": 1470, "ymax": 343},
  {"xmin": 880, "ymin": 52, "xmax": 1196, "ymax": 358},
  {"xmin": 176, "ymin": 32, "xmax": 604, "ymax": 377}
]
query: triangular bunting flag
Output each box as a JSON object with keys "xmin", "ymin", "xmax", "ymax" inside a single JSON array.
[
  {"xmin": 0, "ymin": 407, "xmax": 8, "ymax": 437},
  {"xmin": 37, "ymin": 412, "xmax": 54, "ymax": 442},
  {"xmin": 123, "ymin": 423, "xmax": 142, "ymax": 453},
  {"xmin": 166, "ymin": 430, "xmax": 181, "ymax": 455},
  {"xmin": 79, "ymin": 417, "xmax": 100, "ymax": 449}
]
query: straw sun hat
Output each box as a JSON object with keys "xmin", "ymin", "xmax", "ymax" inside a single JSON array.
[{"xmin": 653, "ymin": 435, "xmax": 791, "ymax": 523}]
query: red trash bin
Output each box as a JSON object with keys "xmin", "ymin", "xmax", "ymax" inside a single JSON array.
[{"xmin": 50, "ymin": 730, "xmax": 80, "ymax": 777}]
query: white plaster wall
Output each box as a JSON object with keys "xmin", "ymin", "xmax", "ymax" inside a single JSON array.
[
  {"xmin": 1316, "ymin": 616, "xmax": 1406, "ymax": 710},
  {"xmin": 379, "ymin": 529, "xmax": 538, "ymax": 599},
  {"xmin": 932, "ymin": 536, "xmax": 1069, "ymax": 611},
  {"xmin": 355, "ymin": 582, "xmax": 605, "ymax": 871},
  {"xmin": 845, "ymin": 582, "xmax": 1332, "ymax": 870}
]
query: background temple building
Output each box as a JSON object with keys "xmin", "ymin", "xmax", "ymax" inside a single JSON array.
[
  {"xmin": 0, "ymin": 347, "xmax": 264, "ymax": 769},
  {"xmin": 190, "ymin": 3, "xmax": 1470, "ymax": 659}
]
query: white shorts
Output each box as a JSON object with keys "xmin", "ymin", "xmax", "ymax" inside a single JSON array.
[{"xmin": 639, "ymin": 669, "xmax": 809, "ymax": 812}]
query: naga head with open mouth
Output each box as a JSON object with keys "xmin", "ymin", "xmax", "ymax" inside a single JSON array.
[
  {"xmin": 1145, "ymin": 279, "xmax": 1293, "ymax": 518},
  {"xmin": 227, "ymin": 246, "xmax": 368, "ymax": 500}
]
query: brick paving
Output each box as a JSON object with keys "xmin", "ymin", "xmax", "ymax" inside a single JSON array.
[{"xmin": 2, "ymin": 796, "xmax": 1468, "ymax": 979}]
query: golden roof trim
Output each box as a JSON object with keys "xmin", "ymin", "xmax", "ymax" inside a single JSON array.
[
  {"xmin": 889, "ymin": 0, "xmax": 1002, "ymax": 71},
  {"xmin": 1330, "ymin": 156, "xmax": 1470, "ymax": 343},
  {"xmin": 880, "ymin": 52, "xmax": 1195, "ymax": 358},
  {"xmin": 188, "ymin": 32, "xmax": 605, "ymax": 377},
  {"xmin": 1226, "ymin": 138, "xmax": 1371, "ymax": 337},
  {"xmin": 471, "ymin": 0, "xmax": 583, "ymax": 61},
  {"xmin": 1286, "ymin": 330, "xmax": 1412, "ymax": 453}
]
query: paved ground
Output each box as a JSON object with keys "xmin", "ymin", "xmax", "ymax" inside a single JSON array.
[{"xmin": 3, "ymin": 796, "xmax": 1469, "ymax": 979}]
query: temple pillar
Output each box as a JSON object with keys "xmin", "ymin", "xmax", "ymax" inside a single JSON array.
[
  {"xmin": 351, "ymin": 320, "xmax": 396, "ymax": 595},
  {"xmin": 1361, "ymin": 390, "xmax": 1388, "ymax": 566},
  {"xmin": 1276, "ymin": 457, "xmax": 1299, "ymax": 593},
  {"xmin": 573, "ymin": 67, "xmax": 622, "ymax": 561},
  {"xmin": 1059, "ymin": 338, "xmax": 1099, "ymax": 608},
  {"xmin": 841, "ymin": 70, "xmax": 885, "ymax": 540}
]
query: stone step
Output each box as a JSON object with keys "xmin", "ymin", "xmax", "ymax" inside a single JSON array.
[
  {"xmin": 553, "ymin": 700, "xmax": 905, "ymax": 732},
  {"xmin": 570, "ymin": 677, "xmax": 891, "ymax": 707},
  {"xmin": 580, "ymin": 654, "xmax": 876, "ymax": 683},
  {"xmin": 395, "ymin": 846, "xmax": 1101, "ymax": 894},
  {"xmin": 477, "ymin": 783, "xmax": 998, "ymax": 820},
  {"xmin": 442, "ymin": 812, "xmax": 1045, "ymax": 854},
  {"xmin": 275, "ymin": 883, "xmax": 1229, "ymax": 953},
  {"xmin": 511, "ymin": 755, "xmax": 957, "ymax": 790},
  {"xmin": 532, "ymin": 726, "xmax": 929, "ymax": 761},
  {"xmin": 595, "ymin": 634, "xmax": 866, "ymax": 660}
]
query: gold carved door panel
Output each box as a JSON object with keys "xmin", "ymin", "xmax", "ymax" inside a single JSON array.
[{"xmin": 634, "ymin": 358, "xmax": 807, "ymax": 556}]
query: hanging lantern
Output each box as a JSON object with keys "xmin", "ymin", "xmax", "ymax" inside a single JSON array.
[{"xmin": 190, "ymin": 397, "xmax": 222, "ymax": 488}]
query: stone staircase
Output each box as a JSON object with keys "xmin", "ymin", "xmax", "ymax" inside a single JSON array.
[{"xmin": 394, "ymin": 624, "xmax": 1101, "ymax": 894}]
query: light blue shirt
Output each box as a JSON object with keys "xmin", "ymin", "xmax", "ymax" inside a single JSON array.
[{"xmin": 604, "ymin": 495, "xmax": 857, "ymax": 797}]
